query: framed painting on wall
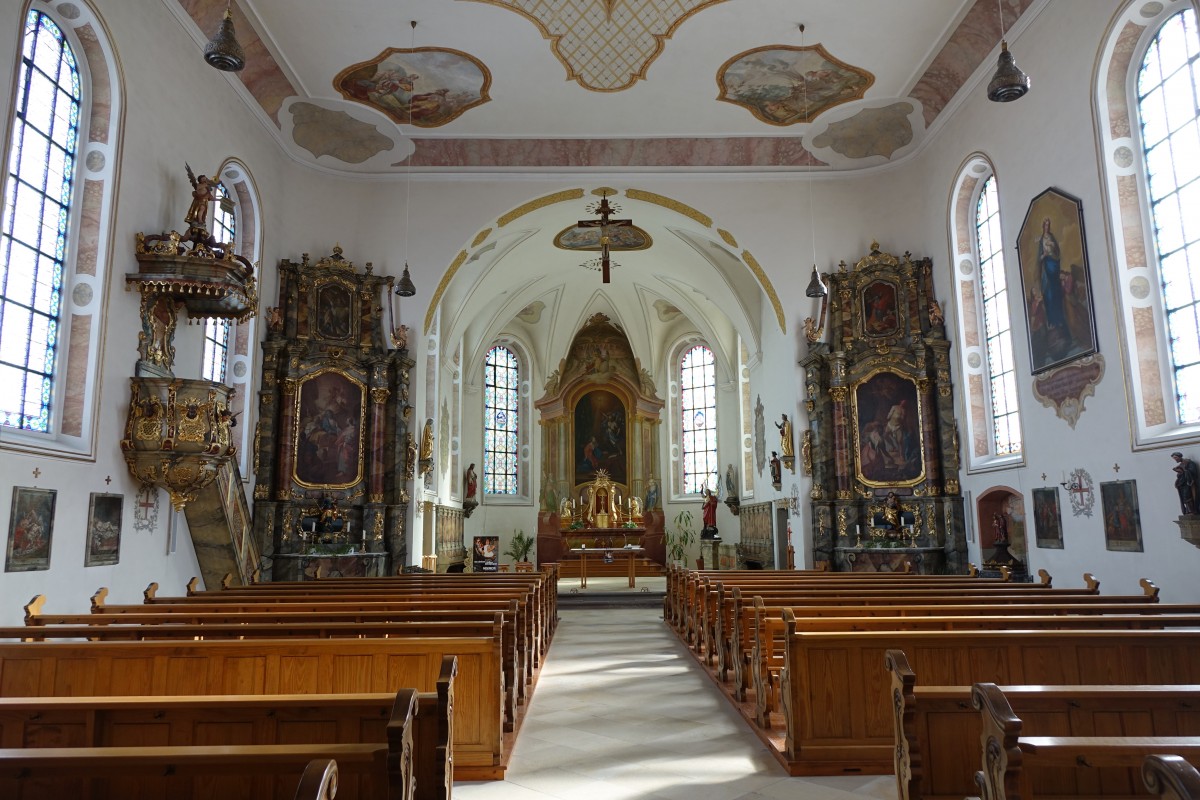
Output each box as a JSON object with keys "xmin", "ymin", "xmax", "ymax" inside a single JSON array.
[
  {"xmin": 6, "ymin": 486, "xmax": 56, "ymax": 572},
  {"xmin": 1100, "ymin": 479, "xmax": 1143, "ymax": 553},
  {"xmin": 85, "ymin": 492, "xmax": 123, "ymax": 567},
  {"xmin": 1016, "ymin": 187, "xmax": 1099, "ymax": 374},
  {"xmin": 1031, "ymin": 487, "xmax": 1063, "ymax": 549},
  {"xmin": 852, "ymin": 370, "xmax": 925, "ymax": 487}
]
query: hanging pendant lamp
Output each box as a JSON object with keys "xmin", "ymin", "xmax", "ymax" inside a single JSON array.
[
  {"xmin": 204, "ymin": 7, "xmax": 245, "ymax": 72},
  {"xmin": 986, "ymin": 0, "xmax": 1029, "ymax": 102}
]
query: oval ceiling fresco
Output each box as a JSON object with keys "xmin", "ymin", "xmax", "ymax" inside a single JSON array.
[
  {"xmin": 717, "ymin": 43, "xmax": 874, "ymax": 126},
  {"xmin": 333, "ymin": 47, "xmax": 492, "ymax": 128}
]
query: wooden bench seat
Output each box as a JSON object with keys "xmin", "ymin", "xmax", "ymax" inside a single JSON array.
[
  {"xmin": 0, "ymin": 688, "xmax": 416, "ymax": 800},
  {"xmin": 774, "ymin": 623, "xmax": 1200, "ymax": 776},
  {"xmin": 886, "ymin": 648, "xmax": 1200, "ymax": 800},
  {"xmin": 972, "ymin": 681, "xmax": 1200, "ymax": 800},
  {"xmin": 0, "ymin": 634, "xmax": 505, "ymax": 778}
]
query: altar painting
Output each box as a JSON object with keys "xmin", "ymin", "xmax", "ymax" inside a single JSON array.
[
  {"xmin": 315, "ymin": 282, "xmax": 354, "ymax": 340},
  {"xmin": 574, "ymin": 389, "xmax": 627, "ymax": 486},
  {"xmin": 853, "ymin": 371, "xmax": 925, "ymax": 486},
  {"xmin": 294, "ymin": 370, "xmax": 365, "ymax": 488},
  {"xmin": 861, "ymin": 279, "xmax": 900, "ymax": 337}
]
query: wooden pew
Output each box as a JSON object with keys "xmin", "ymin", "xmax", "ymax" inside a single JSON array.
[
  {"xmin": 971, "ymin": 681, "xmax": 1200, "ymax": 800},
  {"xmin": 295, "ymin": 759, "xmax": 339, "ymax": 800},
  {"xmin": 0, "ymin": 657, "xmax": 455, "ymax": 800},
  {"xmin": 886, "ymin": 648, "xmax": 1200, "ymax": 800},
  {"xmin": 773, "ymin": 622, "xmax": 1200, "ymax": 776},
  {"xmin": 0, "ymin": 635, "xmax": 505, "ymax": 779},
  {"xmin": 1143, "ymin": 755, "xmax": 1200, "ymax": 800},
  {"xmin": 0, "ymin": 689, "xmax": 416, "ymax": 800},
  {"xmin": 87, "ymin": 588, "xmax": 540, "ymax": 690}
]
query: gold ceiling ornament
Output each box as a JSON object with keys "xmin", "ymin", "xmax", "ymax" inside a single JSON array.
[{"xmin": 464, "ymin": 0, "xmax": 729, "ymax": 92}]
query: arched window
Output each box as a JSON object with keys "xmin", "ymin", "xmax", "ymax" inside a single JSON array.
[
  {"xmin": 1137, "ymin": 8, "xmax": 1199, "ymax": 425},
  {"xmin": 1097, "ymin": 0, "xmax": 1200, "ymax": 446},
  {"xmin": 0, "ymin": 10, "xmax": 81, "ymax": 432},
  {"xmin": 483, "ymin": 345, "xmax": 519, "ymax": 495},
  {"xmin": 680, "ymin": 344, "xmax": 717, "ymax": 494},
  {"xmin": 0, "ymin": 1, "xmax": 121, "ymax": 456},
  {"xmin": 975, "ymin": 176, "xmax": 1021, "ymax": 456},
  {"xmin": 951, "ymin": 157, "xmax": 1023, "ymax": 469},
  {"xmin": 201, "ymin": 184, "xmax": 234, "ymax": 384}
]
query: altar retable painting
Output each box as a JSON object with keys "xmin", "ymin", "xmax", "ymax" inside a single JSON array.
[
  {"xmin": 574, "ymin": 389, "xmax": 627, "ymax": 486},
  {"xmin": 293, "ymin": 370, "xmax": 366, "ymax": 488},
  {"xmin": 853, "ymin": 371, "xmax": 925, "ymax": 486}
]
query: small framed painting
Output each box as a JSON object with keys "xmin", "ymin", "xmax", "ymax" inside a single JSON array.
[
  {"xmin": 6, "ymin": 486, "xmax": 56, "ymax": 572},
  {"xmin": 1031, "ymin": 487, "xmax": 1063, "ymax": 549},
  {"xmin": 1100, "ymin": 480, "xmax": 1143, "ymax": 553},
  {"xmin": 85, "ymin": 492, "xmax": 123, "ymax": 567}
]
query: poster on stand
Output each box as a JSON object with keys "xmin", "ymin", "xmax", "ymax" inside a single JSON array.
[{"xmin": 473, "ymin": 536, "xmax": 498, "ymax": 572}]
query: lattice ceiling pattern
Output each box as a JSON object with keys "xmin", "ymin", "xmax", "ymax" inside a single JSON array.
[{"xmin": 468, "ymin": 0, "xmax": 727, "ymax": 91}]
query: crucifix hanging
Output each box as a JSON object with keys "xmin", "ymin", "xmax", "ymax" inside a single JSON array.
[{"xmin": 578, "ymin": 190, "xmax": 632, "ymax": 284}]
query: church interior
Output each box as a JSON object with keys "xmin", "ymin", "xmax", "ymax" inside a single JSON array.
[{"xmin": 2, "ymin": 0, "xmax": 1200, "ymax": 795}]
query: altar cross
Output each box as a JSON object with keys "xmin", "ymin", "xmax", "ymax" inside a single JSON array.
[{"xmin": 577, "ymin": 191, "xmax": 632, "ymax": 284}]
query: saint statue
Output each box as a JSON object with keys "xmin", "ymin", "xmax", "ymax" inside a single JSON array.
[
  {"xmin": 769, "ymin": 451, "xmax": 782, "ymax": 487},
  {"xmin": 701, "ymin": 485, "xmax": 718, "ymax": 531},
  {"xmin": 776, "ymin": 414, "xmax": 794, "ymax": 457},
  {"xmin": 724, "ymin": 463, "xmax": 737, "ymax": 498},
  {"xmin": 419, "ymin": 418, "xmax": 434, "ymax": 461},
  {"xmin": 1173, "ymin": 452, "xmax": 1199, "ymax": 515}
]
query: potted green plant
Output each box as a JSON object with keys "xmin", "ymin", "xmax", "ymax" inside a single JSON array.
[
  {"xmin": 504, "ymin": 529, "xmax": 536, "ymax": 569},
  {"xmin": 665, "ymin": 508, "xmax": 696, "ymax": 565}
]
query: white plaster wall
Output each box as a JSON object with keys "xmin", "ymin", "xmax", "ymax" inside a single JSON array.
[{"xmin": 895, "ymin": 0, "xmax": 1199, "ymax": 599}]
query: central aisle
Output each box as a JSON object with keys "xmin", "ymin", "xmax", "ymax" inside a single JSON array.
[{"xmin": 455, "ymin": 607, "xmax": 896, "ymax": 800}]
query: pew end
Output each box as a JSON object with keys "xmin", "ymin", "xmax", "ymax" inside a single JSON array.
[
  {"xmin": 23, "ymin": 595, "xmax": 45, "ymax": 625},
  {"xmin": 221, "ymin": 573, "xmax": 235, "ymax": 590},
  {"xmin": 1037, "ymin": 568, "xmax": 1052, "ymax": 586},
  {"xmin": 971, "ymin": 682, "xmax": 1025, "ymax": 800},
  {"xmin": 968, "ymin": 562, "xmax": 978, "ymax": 577},
  {"xmin": 185, "ymin": 577, "xmax": 199, "ymax": 595},
  {"xmin": 999, "ymin": 565, "xmax": 1012, "ymax": 582},
  {"xmin": 884, "ymin": 649, "xmax": 919, "ymax": 800},
  {"xmin": 387, "ymin": 688, "xmax": 418, "ymax": 799},
  {"xmin": 1144, "ymin": 754, "xmax": 1200, "ymax": 800},
  {"xmin": 143, "ymin": 582, "xmax": 159, "ymax": 602},
  {"xmin": 1143, "ymin": 578, "xmax": 1161, "ymax": 600},
  {"xmin": 1084, "ymin": 572, "xmax": 1100, "ymax": 592},
  {"xmin": 294, "ymin": 759, "xmax": 338, "ymax": 800},
  {"xmin": 90, "ymin": 587, "xmax": 109, "ymax": 611}
]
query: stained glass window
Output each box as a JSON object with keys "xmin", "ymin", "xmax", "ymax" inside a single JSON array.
[
  {"xmin": 201, "ymin": 184, "xmax": 234, "ymax": 384},
  {"xmin": 1138, "ymin": 8, "xmax": 1200, "ymax": 425},
  {"xmin": 681, "ymin": 344, "xmax": 717, "ymax": 494},
  {"xmin": 976, "ymin": 176, "xmax": 1022, "ymax": 456},
  {"xmin": 0, "ymin": 10, "xmax": 80, "ymax": 432},
  {"xmin": 484, "ymin": 345, "xmax": 519, "ymax": 495}
]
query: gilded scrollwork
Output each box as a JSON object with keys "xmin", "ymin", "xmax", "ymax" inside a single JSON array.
[
  {"xmin": 370, "ymin": 387, "xmax": 390, "ymax": 404},
  {"xmin": 829, "ymin": 387, "xmax": 848, "ymax": 402},
  {"xmin": 372, "ymin": 513, "xmax": 385, "ymax": 542},
  {"xmin": 945, "ymin": 478, "xmax": 960, "ymax": 495},
  {"xmin": 810, "ymin": 484, "xmax": 823, "ymax": 500},
  {"xmin": 836, "ymin": 506, "xmax": 848, "ymax": 540}
]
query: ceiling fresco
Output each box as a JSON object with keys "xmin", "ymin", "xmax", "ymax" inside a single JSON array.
[
  {"xmin": 717, "ymin": 44, "xmax": 874, "ymax": 126},
  {"xmin": 332, "ymin": 47, "xmax": 492, "ymax": 128},
  {"xmin": 174, "ymin": 0, "xmax": 1040, "ymax": 173},
  {"xmin": 554, "ymin": 223, "xmax": 653, "ymax": 251}
]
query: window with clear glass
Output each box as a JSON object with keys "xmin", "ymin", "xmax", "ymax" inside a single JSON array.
[
  {"xmin": 201, "ymin": 184, "xmax": 234, "ymax": 384},
  {"xmin": 975, "ymin": 176, "xmax": 1022, "ymax": 456},
  {"xmin": 0, "ymin": 10, "xmax": 81, "ymax": 432},
  {"xmin": 483, "ymin": 345, "xmax": 519, "ymax": 495},
  {"xmin": 1138, "ymin": 8, "xmax": 1200, "ymax": 425},
  {"xmin": 680, "ymin": 344, "xmax": 718, "ymax": 494}
]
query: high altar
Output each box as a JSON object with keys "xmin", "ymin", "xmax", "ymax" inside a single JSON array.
[
  {"xmin": 800, "ymin": 244, "xmax": 968, "ymax": 573},
  {"xmin": 534, "ymin": 314, "xmax": 665, "ymax": 565}
]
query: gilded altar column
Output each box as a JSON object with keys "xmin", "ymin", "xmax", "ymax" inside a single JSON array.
[
  {"xmin": 368, "ymin": 378, "xmax": 389, "ymax": 503},
  {"xmin": 276, "ymin": 377, "xmax": 298, "ymax": 499},
  {"xmin": 829, "ymin": 354, "xmax": 851, "ymax": 498}
]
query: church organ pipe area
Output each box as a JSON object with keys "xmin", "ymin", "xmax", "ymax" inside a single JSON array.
[{"xmin": 801, "ymin": 245, "xmax": 968, "ymax": 574}]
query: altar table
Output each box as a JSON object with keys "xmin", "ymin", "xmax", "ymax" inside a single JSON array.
[{"xmin": 570, "ymin": 546, "xmax": 645, "ymax": 588}]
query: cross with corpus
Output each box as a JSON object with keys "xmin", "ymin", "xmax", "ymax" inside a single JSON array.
[{"xmin": 577, "ymin": 191, "xmax": 632, "ymax": 284}]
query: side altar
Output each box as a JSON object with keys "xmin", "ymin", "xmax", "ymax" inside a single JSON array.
[{"xmin": 800, "ymin": 244, "xmax": 967, "ymax": 574}]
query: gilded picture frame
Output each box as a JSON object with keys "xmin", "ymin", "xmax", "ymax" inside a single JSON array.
[
  {"xmin": 85, "ymin": 492, "xmax": 123, "ymax": 567},
  {"xmin": 313, "ymin": 279, "xmax": 356, "ymax": 342},
  {"xmin": 573, "ymin": 388, "xmax": 629, "ymax": 487},
  {"xmin": 6, "ymin": 486, "xmax": 56, "ymax": 572},
  {"xmin": 852, "ymin": 369, "xmax": 926, "ymax": 487},
  {"xmin": 1016, "ymin": 187, "xmax": 1099, "ymax": 374},
  {"xmin": 293, "ymin": 368, "xmax": 367, "ymax": 489}
]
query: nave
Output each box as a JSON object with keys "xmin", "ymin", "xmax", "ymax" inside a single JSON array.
[{"xmin": 456, "ymin": 602, "xmax": 894, "ymax": 800}]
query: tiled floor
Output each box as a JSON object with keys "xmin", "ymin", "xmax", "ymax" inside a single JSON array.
[{"xmin": 454, "ymin": 604, "xmax": 897, "ymax": 800}]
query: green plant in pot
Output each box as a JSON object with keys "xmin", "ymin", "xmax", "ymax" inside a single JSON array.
[
  {"xmin": 504, "ymin": 529, "xmax": 536, "ymax": 566},
  {"xmin": 666, "ymin": 508, "xmax": 696, "ymax": 565}
]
